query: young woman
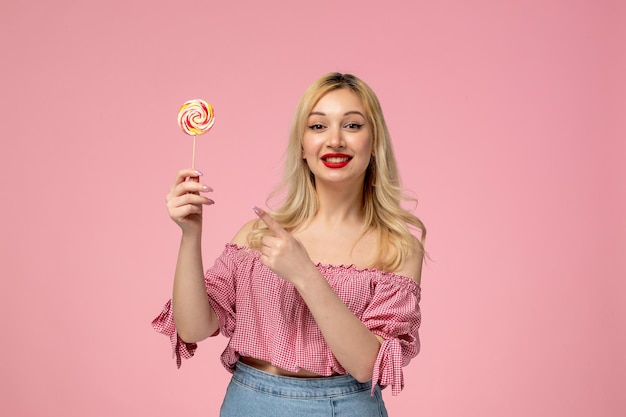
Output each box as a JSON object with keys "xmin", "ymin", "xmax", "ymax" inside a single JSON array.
[{"xmin": 153, "ymin": 73, "xmax": 426, "ymax": 416}]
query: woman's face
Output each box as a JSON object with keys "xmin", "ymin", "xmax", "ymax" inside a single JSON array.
[{"xmin": 302, "ymin": 88, "xmax": 373, "ymax": 187}]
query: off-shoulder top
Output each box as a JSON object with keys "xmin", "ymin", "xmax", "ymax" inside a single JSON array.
[{"xmin": 152, "ymin": 243, "xmax": 421, "ymax": 396}]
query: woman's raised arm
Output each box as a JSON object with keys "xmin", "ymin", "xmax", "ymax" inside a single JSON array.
[{"xmin": 166, "ymin": 168, "xmax": 219, "ymax": 342}]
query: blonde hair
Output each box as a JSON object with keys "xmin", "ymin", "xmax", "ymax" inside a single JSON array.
[{"xmin": 248, "ymin": 73, "xmax": 426, "ymax": 271}]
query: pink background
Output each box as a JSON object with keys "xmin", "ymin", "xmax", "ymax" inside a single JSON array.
[{"xmin": 1, "ymin": 1, "xmax": 624, "ymax": 416}]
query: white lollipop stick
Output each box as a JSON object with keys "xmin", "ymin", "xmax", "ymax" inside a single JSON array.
[{"xmin": 191, "ymin": 135, "xmax": 197, "ymax": 170}]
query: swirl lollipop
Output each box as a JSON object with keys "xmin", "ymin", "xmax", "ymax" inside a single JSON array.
[{"xmin": 177, "ymin": 99, "xmax": 215, "ymax": 169}]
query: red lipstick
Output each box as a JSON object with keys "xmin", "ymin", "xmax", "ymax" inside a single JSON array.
[{"xmin": 321, "ymin": 153, "xmax": 352, "ymax": 168}]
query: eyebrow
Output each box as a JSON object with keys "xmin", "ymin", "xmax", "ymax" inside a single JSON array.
[{"xmin": 309, "ymin": 111, "xmax": 366, "ymax": 118}]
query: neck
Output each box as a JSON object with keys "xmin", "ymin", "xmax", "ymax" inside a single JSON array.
[{"xmin": 312, "ymin": 180, "xmax": 365, "ymax": 226}]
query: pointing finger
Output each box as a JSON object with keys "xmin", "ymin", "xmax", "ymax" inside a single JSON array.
[{"xmin": 253, "ymin": 206, "xmax": 288, "ymax": 237}]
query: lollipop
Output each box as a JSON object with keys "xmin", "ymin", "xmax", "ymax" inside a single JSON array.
[{"xmin": 177, "ymin": 99, "xmax": 215, "ymax": 169}]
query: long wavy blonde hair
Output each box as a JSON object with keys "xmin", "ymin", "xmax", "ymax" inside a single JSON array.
[{"xmin": 248, "ymin": 73, "xmax": 426, "ymax": 272}]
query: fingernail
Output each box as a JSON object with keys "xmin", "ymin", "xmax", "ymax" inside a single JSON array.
[
  {"xmin": 253, "ymin": 206, "xmax": 262, "ymax": 215},
  {"xmin": 194, "ymin": 170, "xmax": 203, "ymax": 176},
  {"xmin": 208, "ymin": 199, "xmax": 215, "ymax": 205},
  {"xmin": 202, "ymin": 185, "xmax": 213, "ymax": 192}
]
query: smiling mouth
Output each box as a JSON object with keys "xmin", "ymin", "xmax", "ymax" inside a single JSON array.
[
  {"xmin": 321, "ymin": 154, "xmax": 352, "ymax": 168},
  {"xmin": 322, "ymin": 156, "xmax": 352, "ymax": 163}
]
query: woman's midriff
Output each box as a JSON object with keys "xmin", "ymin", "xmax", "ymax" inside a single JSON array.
[{"xmin": 240, "ymin": 356, "xmax": 340, "ymax": 378}]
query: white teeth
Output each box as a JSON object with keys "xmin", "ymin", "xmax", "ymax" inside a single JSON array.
[{"xmin": 325, "ymin": 157, "xmax": 350, "ymax": 163}]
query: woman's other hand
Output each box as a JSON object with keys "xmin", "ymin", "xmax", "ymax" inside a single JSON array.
[
  {"xmin": 253, "ymin": 206, "xmax": 318, "ymax": 285},
  {"xmin": 166, "ymin": 169, "xmax": 214, "ymax": 234}
]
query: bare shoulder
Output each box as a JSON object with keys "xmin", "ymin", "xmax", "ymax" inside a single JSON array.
[
  {"xmin": 230, "ymin": 218, "xmax": 260, "ymax": 247},
  {"xmin": 393, "ymin": 235, "xmax": 424, "ymax": 285}
]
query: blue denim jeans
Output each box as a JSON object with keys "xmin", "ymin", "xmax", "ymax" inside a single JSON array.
[{"xmin": 220, "ymin": 361, "xmax": 388, "ymax": 417}]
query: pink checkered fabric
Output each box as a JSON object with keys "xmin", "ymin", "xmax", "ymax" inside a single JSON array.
[{"xmin": 152, "ymin": 244, "xmax": 421, "ymax": 396}]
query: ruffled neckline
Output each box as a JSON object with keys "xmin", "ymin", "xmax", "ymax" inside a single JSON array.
[{"xmin": 224, "ymin": 243, "xmax": 421, "ymax": 291}]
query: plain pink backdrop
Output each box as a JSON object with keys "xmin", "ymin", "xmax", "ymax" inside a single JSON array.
[{"xmin": 1, "ymin": 1, "xmax": 624, "ymax": 416}]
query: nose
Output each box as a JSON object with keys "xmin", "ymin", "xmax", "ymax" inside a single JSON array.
[{"xmin": 326, "ymin": 125, "xmax": 345, "ymax": 149}]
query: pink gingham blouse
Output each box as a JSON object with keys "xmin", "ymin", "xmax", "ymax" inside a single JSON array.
[{"xmin": 152, "ymin": 243, "xmax": 421, "ymax": 396}]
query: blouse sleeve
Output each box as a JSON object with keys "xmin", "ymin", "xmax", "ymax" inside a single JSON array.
[
  {"xmin": 151, "ymin": 299, "xmax": 197, "ymax": 368},
  {"xmin": 361, "ymin": 275, "xmax": 421, "ymax": 396},
  {"xmin": 151, "ymin": 245, "xmax": 239, "ymax": 367}
]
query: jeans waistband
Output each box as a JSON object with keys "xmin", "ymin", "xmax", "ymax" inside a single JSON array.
[{"xmin": 232, "ymin": 361, "xmax": 372, "ymax": 398}]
